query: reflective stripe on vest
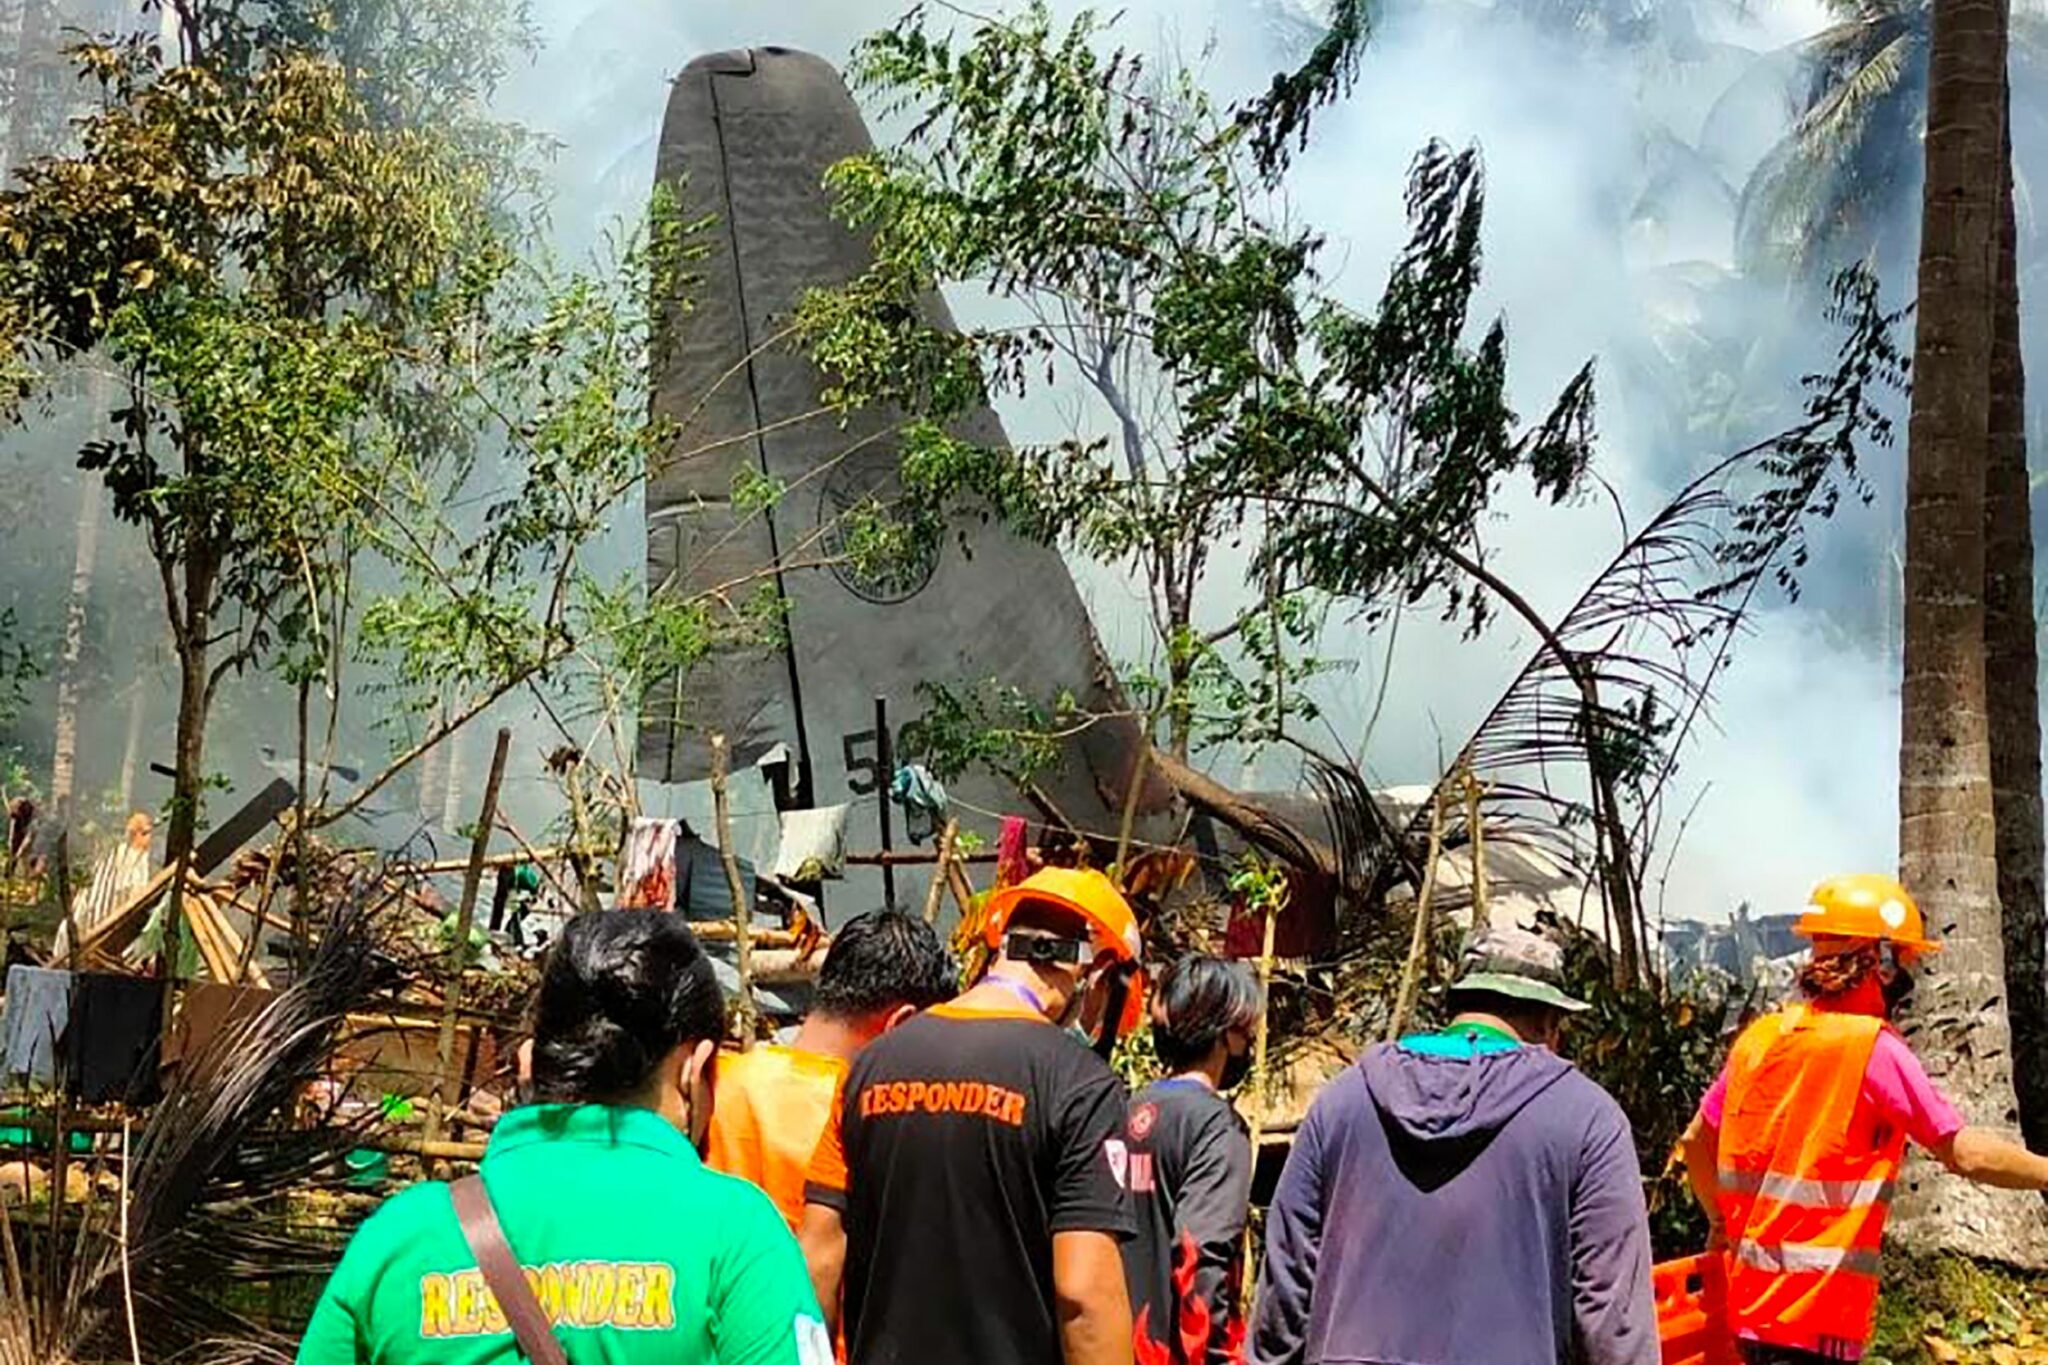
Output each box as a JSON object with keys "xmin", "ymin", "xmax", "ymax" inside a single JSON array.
[
  {"xmin": 1714, "ymin": 1005, "xmax": 1904, "ymax": 1356},
  {"xmin": 1716, "ymin": 1170, "xmax": 1895, "ymax": 1211},
  {"xmin": 1732, "ymin": 1240, "xmax": 1883, "ymax": 1279}
]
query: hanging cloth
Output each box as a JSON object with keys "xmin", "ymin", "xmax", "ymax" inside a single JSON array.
[
  {"xmin": 617, "ymin": 818, "xmax": 681, "ymax": 910},
  {"xmin": 889, "ymin": 765, "xmax": 949, "ymax": 845}
]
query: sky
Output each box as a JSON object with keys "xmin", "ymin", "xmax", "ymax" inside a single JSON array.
[{"xmin": 481, "ymin": 0, "xmax": 1931, "ymax": 926}]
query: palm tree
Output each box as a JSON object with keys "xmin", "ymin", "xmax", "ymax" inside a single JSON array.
[
  {"xmin": 1986, "ymin": 52, "xmax": 2048, "ymax": 1155},
  {"xmin": 1737, "ymin": 0, "xmax": 2048, "ymax": 277},
  {"xmin": 1893, "ymin": 0, "xmax": 2048, "ymax": 1260}
]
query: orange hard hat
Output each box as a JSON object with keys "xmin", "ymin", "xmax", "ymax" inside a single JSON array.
[
  {"xmin": 983, "ymin": 867, "xmax": 1145, "ymax": 1036},
  {"xmin": 1793, "ymin": 874, "xmax": 1940, "ymax": 956}
]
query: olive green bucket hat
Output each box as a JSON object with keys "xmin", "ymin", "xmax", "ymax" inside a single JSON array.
[{"xmin": 1450, "ymin": 925, "xmax": 1591, "ymax": 1014}]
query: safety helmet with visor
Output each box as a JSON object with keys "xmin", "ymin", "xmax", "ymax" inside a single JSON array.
[{"xmin": 981, "ymin": 867, "xmax": 1146, "ymax": 1053}]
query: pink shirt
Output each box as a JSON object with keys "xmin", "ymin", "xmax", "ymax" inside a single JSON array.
[{"xmin": 1698, "ymin": 1026, "xmax": 1965, "ymax": 1149}]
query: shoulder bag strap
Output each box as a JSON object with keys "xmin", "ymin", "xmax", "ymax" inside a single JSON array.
[{"xmin": 450, "ymin": 1175, "xmax": 570, "ymax": 1365}]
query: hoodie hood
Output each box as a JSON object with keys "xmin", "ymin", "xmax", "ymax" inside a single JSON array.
[{"xmin": 1361, "ymin": 1038, "xmax": 1576, "ymax": 1145}]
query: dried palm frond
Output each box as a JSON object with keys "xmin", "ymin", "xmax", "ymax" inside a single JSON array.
[
  {"xmin": 0, "ymin": 874, "xmax": 404, "ymax": 1364},
  {"xmin": 1403, "ymin": 268, "xmax": 1906, "ymax": 979},
  {"xmin": 1302, "ymin": 751, "xmax": 1416, "ymax": 902}
]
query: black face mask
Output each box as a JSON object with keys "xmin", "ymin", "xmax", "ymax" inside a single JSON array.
[
  {"xmin": 1881, "ymin": 964, "xmax": 1916, "ymax": 1014},
  {"xmin": 1219, "ymin": 1046, "xmax": 1253, "ymax": 1092}
]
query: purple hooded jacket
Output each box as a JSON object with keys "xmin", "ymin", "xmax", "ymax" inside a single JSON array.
[{"xmin": 1249, "ymin": 1036, "xmax": 1658, "ymax": 1365}]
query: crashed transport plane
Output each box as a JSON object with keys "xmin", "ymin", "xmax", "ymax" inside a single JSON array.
[{"xmin": 641, "ymin": 46, "xmax": 1151, "ymax": 920}]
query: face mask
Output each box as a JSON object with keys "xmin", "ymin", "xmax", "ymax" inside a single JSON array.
[
  {"xmin": 1219, "ymin": 1046, "xmax": 1252, "ymax": 1091},
  {"xmin": 1881, "ymin": 964, "xmax": 1916, "ymax": 1014},
  {"xmin": 1056, "ymin": 975, "xmax": 1091, "ymax": 1030}
]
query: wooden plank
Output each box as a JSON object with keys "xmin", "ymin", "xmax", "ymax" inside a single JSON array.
[
  {"xmin": 183, "ymin": 891, "xmax": 236, "ymax": 984},
  {"xmin": 59, "ymin": 864, "xmax": 175, "ymax": 966},
  {"xmin": 206, "ymin": 896, "xmax": 271, "ymax": 991},
  {"xmin": 192, "ymin": 778, "xmax": 296, "ymax": 875}
]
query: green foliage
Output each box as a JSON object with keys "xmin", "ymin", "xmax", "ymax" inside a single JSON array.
[
  {"xmin": 1544, "ymin": 910, "xmax": 1747, "ymax": 1259},
  {"xmin": 0, "ymin": 607, "xmax": 38, "ymax": 731},
  {"xmin": 1243, "ymin": 0, "xmax": 1375, "ymax": 175},
  {"xmin": 1870, "ymin": 1252, "xmax": 2048, "ymax": 1365},
  {"xmin": 1111, "ymin": 1023, "xmax": 1163, "ymax": 1091},
  {"xmin": 798, "ymin": 2, "xmax": 1595, "ymax": 763},
  {"xmin": 1228, "ymin": 854, "xmax": 1291, "ymax": 920},
  {"xmin": 0, "ymin": 0, "xmax": 533, "ymax": 861},
  {"xmin": 901, "ymin": 678, "xmax": 1085, "ymax": 788}
]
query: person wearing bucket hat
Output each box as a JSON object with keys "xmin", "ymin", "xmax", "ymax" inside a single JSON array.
[
  {"xmin": 799, "ymin": 867, "xmax": 1138, "ymax": 1365},
  {"xmin": 1680, "ymin": 875, "xmax": 2048, "ymax": 1365},
  {"xmin": 1250, "ymin": 924, "xmax": 1657, "ymax": 1365}
]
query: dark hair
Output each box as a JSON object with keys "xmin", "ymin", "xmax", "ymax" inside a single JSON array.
[
  {"xmin": 1152, "ymin": 956, "xmax": 1263, "ymax": 1071},
  {"xmin": 530, "ymin": 911, "xmax": 726, "ymax": 1104},
  {"xmin": 1798, "ymin": 941, "xmax": 1882, "ymax": 1000},
  {"xmin": 1003, "ymin": 898, "xmax": 1093, "ymax": 944},
  {"xmin": 815, "ymin": 910, "xmax": 956, "ymax": 1019}
]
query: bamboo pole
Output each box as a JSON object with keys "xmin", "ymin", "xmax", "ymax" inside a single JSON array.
[
  {"xmin": 922, "ymin": 820, "xmax": 959, "ymax": 925},
  {"xmin": 844, "ymin": 849, "xmax": 998, "ymax": 868},
  {"xmin": 427, "ymin": 728, "xmax": 510, "ymax": 1147},
  {"xmin": 947, "ymin": 861, "xmax": 976, "ymax": 921},
  {"xmin": 563, "ymin": 754, "xmax": 602, "ymax": 915},
  {"xmin": 1464, "ymin": 766, "xmax": 1488, "ymax": 933},
  {"xmin": 1114, "ymin": 748, "xmax": 1150, "ymax": 877},
  {"xmin": 1388, "ymin": 787, "xmax": 1449, "ymax": 1043},
  {"xmin": 1239, "ymin": 872, "xmax": 1289, "ymax": 1320},
  {"xmin": 393, "ymin": 848, "xmax": 572, "ymax": 875},
  {"xmin": 711, "ymin": 735, "xmax": 757, "ymax": 1049}
]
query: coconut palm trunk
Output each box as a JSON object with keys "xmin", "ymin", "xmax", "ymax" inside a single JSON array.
[
  {"xmin": 1894, "ymin": 0, "xmax": 2048, "ymax": 1260},
  {"xmin": 1985, "ymin": 74, "xmax": 2048, "ymax": 1152}
]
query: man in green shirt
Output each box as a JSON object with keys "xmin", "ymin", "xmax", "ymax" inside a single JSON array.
[{"xmin": 298, "ymin": 911, "xmax": 830, "ymax": 1365}]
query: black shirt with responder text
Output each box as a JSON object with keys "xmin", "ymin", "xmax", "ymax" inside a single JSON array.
[{"xmin": 806, "ymin": 1002, "xmax": 1135, "ymax": 1365}]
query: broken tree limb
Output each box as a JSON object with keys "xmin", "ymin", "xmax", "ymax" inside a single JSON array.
[
  {"xmin": 429, "ymin": 727, "xmax": 511, "ymax": 1148},
  {"xmin": 711, "ymin": 735, "xmax": 757, "ymax": 1049},
  {"xmin": 1147, "ymin": 746, "xmax": 1338, "ymax": 880}
]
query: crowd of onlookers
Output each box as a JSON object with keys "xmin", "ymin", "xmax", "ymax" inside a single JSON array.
[{"xmin": 295, "ymin": 868, "xmax": 2048, "ymax": 1365}]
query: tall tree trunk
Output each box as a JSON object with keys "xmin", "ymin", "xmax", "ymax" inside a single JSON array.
[
  {"xmin": 50, "ymin": 375, "xmax": 110, "ymax": 820},
  {"xmin": 5, "ymin": 0, "xmax": 56, "ymax": 170},
  {"xmin": 162, "ymin": 558, "xmax": 212, "ymax": 982},
  {"xmin": 1894, "ymin": 0, "xmax": 2048, "ymax": 1261},
  {"xmin": 117, "ymin": 678, "xmax": 144, "ymax": 812},
  {"xmin": 49, "ymin": 472, "xmax": 100, "ymax": 819},
  {"xmin": 1985, "ymin": 77, "xmax": 2048, "ymax": 1153}
]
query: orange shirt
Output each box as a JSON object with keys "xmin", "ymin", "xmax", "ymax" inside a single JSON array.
[{"xmin": 706, "ymin": 1042, "xmax": 847, "ymax": 1232}]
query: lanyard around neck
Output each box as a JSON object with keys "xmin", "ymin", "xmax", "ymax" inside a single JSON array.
[{"xmin": 984, "ymin": 975, "xmax": 1050, "ymax": 1017}]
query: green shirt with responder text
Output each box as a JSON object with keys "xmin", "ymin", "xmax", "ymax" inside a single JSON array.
[{"xmin": 296, "ymin": 1104, "xmax": 830, "ymax": 1365}]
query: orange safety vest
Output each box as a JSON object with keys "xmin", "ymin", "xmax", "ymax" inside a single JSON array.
[{"xmin": 1715, "ymin": 1005, "xmax": 1904, "ymax": 1359}]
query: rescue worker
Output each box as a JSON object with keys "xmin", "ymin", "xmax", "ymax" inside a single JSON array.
[
  {"xmin": 297, "ymin": 911, "xmax": 830, "ymax": 1365},
  {"xmin": 1250, "ymin": 925, "xmax": 1657, "ymax": 1365},
  {"xmin": 1681, "ymin": 875, "xmax": 2048, "ymax": 1365},
  {"xmin": 708, "ymin": 909, "xmax": 955, "ymax": 1231},
  {"xmin": 800, "ymin": 866, "xmax": 1142, "ymax": 1365},
  {"xmin": 1123, "ymin": 956, "xmax": 1262, "ymax": 1365}
]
